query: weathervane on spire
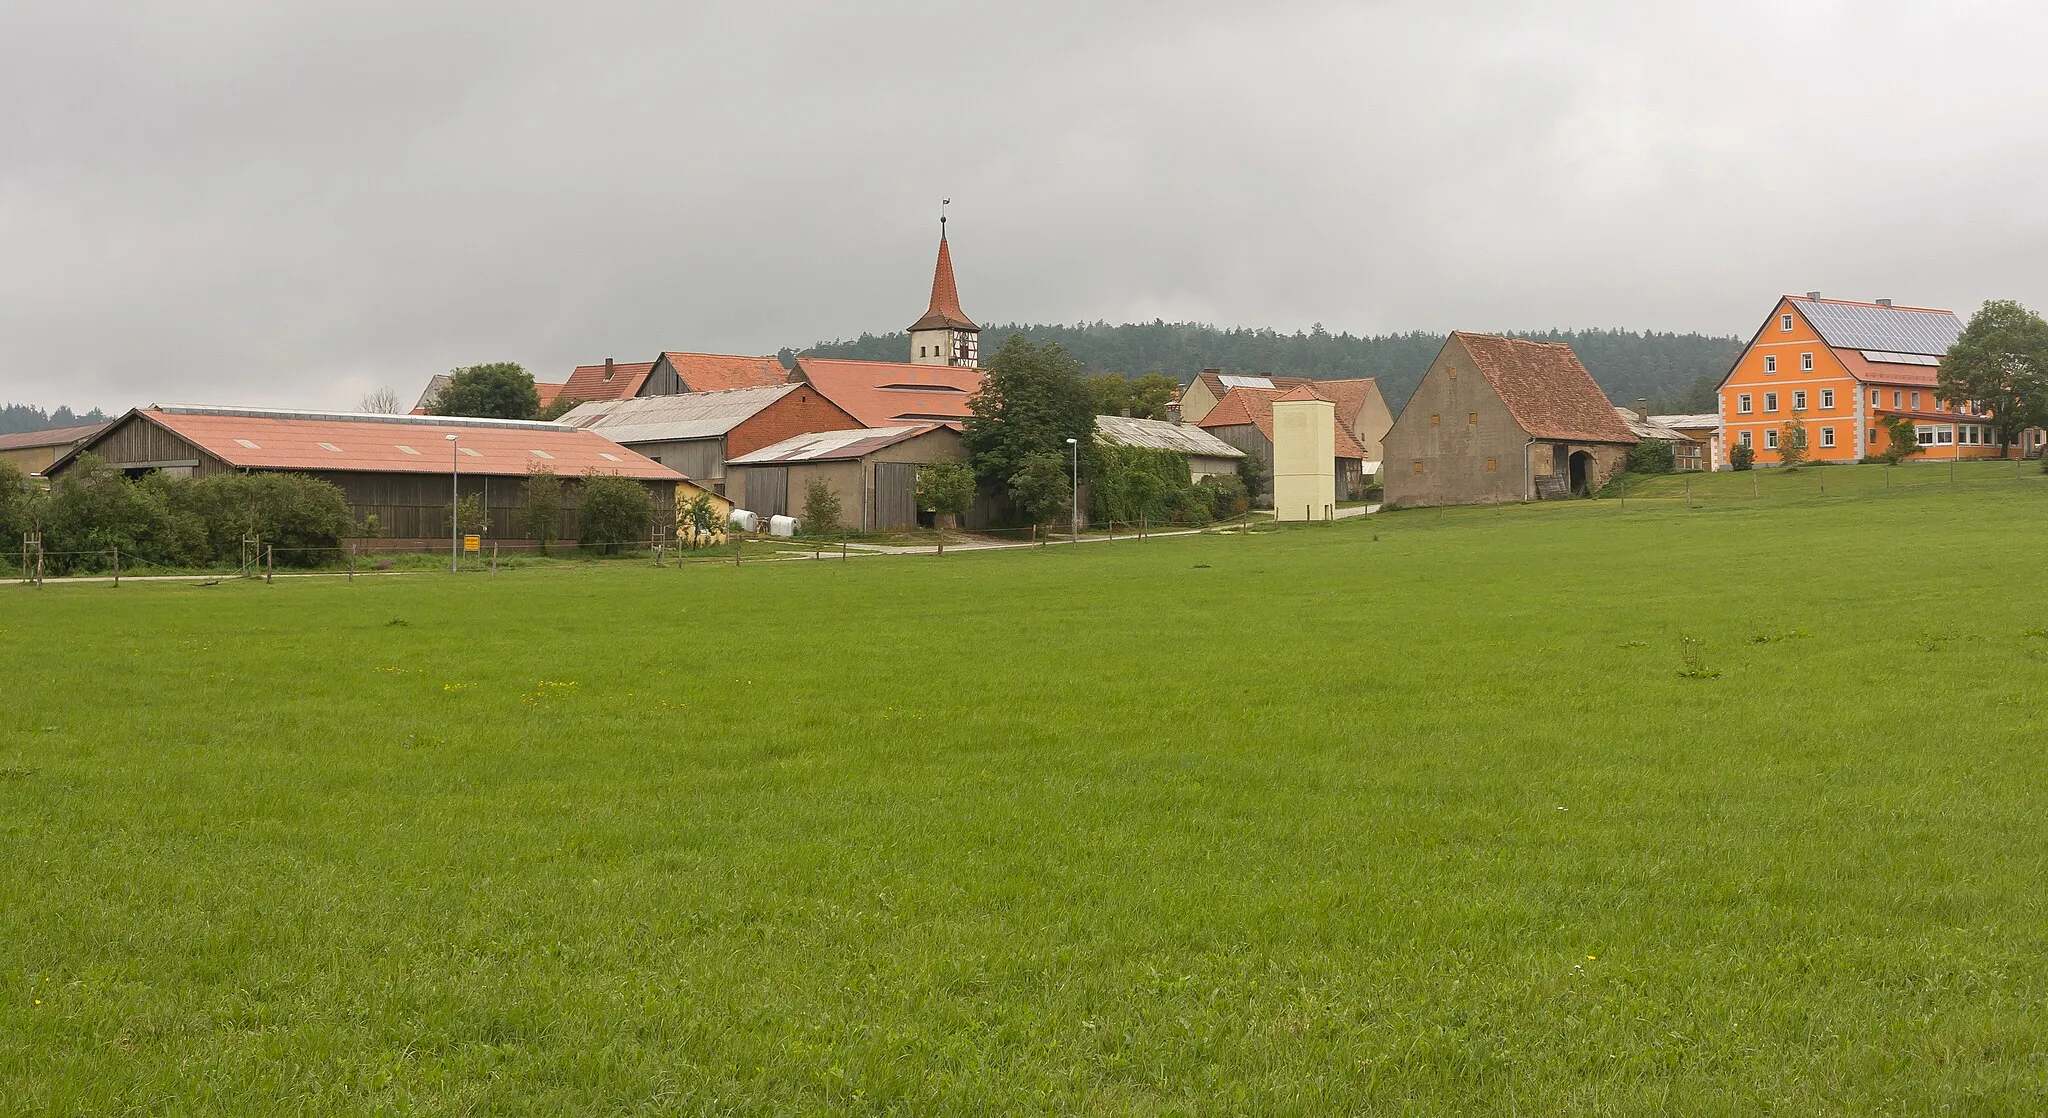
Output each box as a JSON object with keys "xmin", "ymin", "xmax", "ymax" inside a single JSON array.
[{"xmin": 940, "ymin": 198, "xmax": 950, "ymax": 231}]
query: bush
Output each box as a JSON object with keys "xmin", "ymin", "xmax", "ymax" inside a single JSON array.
[
  {"xmin": 1626, "ymin": 438, "xmax": 1675, "ymax": 475},
  {"xmin": 1236, "ymin": 446, "xmax": 1270, "ymax": 507},
  {"xmin": 1730, "ymin": 443, "xmax": 1755, "ymax": 471},
  {"xmin": 0, "ymin": 459, "xmax": 35, "ymax": 554},
  {"xmin": 37, "ymin": 456, "xmax": 180, "ymax": 573},
  {"xmin": 1198, "ymin": 474, "xmax": 1249, "ymax": 519},
  {"xmin": 916, "ymin": 462, "xmax": 976, "ymax": 527},
  {"xmin": 520, "ymin": 466, "xmax": 563, "ymax": 549},
  {"xmin": 181, "ymin": 473, "xmax": 352, "ymax": 566},
  {"xmin": 447, "ymin": 493, "xmax": 489, "ymax": 541},
  {"xmin": 1009, "ymin": 453, "xmax": 1072, "ymax": 531},
  {"xmin": 579, "ymin": 474, "xmax": 653, "ymax": 552},
  {"xmin": 1879, "ymin": 415, "xmax": 1923, "ymax": 465},
  {"xmin": 801, "ymin": 477, "xmax": 843, "ymax": 535}
]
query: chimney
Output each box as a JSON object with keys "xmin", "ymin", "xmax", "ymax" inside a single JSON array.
[
  {"xmin": 1876, "ymin": 298, "xmax": 1893, "ymax": 307},
  {"xmin": 1166, "ymin": 400, "xmax": 1183, "ymax": 425},
  {"xmin": 1806, "ymin": 291, "xmax": 1822, "ymax": 300},
  {"xmin": 604, "ymin": 357, "xmax": 616, "ymax": 382},
  {"xmin": 1636, "ymin": 398, "xmax": 1650, "ymax": 421}
]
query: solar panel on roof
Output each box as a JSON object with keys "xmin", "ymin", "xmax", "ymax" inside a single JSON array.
[
  {"xmin": 1860, "ymin": 350, "xmax": 1941, "ymax": 367},
  {"xmin": 1795, "ymin": 300, "xmax": 1961, "ymax": 356},
  {"xmin": 1218, "ymin": 375, "xmax": 1276, "ymax": 389}
]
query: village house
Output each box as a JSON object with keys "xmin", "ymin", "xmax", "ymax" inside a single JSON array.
[
  {"xmin": 1177, "ymin": 370, "xmax": 1391, "ymax": 467},
  {"xmin": 1717, "ymin": 295, "xmax": 2003, "ymax": 468},
  {"xmin": 724, "ymin": 425, "xmax": 967, "ymax": 532},
  {"xmin": 1382, "ymin": 332, "xmax": 1636, "ymax": 508},
  {"xmin": 1196, "ymin": 384, "xmax": 1368, "ymax": 502},
  {"xmin": 46, "ymin": 405, "xmax": 681, "ymax": 544},
  {"xmin": 1648, "ymin": 412, "xmax": 1719, "ymax": 471},
  {"xmin": 1616, "ymin": 408, "xmax": 1705, "ymax": 471},
  {"xmin": 557, "ymin": 384, "xmax": 860, "ymax": 496}
]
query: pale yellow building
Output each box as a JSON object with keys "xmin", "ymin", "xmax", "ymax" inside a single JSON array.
[{"xmin": 1270, "ymin": 386, "xmax": 1336, "ymax": 522}]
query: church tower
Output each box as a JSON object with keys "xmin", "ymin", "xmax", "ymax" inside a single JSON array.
[{"xmin": 907, "ymin": 213, "xmax": 979, "ymax": 367}]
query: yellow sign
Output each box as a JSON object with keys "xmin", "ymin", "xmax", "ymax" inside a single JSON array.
[{"xmin": 464, "ymin": 535, "xmax": 481, "ymax": 552}]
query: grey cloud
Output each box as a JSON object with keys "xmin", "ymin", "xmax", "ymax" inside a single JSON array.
[{"xmin": 1, "ymin": 0, "xmax": 2043, "ymax": 411}]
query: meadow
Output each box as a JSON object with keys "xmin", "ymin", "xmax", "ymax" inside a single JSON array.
[{"xmin": 4, "ymin": 463, "xmax": 2047, "ymax": 1114}]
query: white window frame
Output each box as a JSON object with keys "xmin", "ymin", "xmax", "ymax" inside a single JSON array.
[
  {"xmin": 1780, "ymin": 313, "xmax": 1794, "ymax": 332},
  {"xmin": 1738, "ymin": 393, "xmax": 1753, "ymax": 414},
  {"xmin": 1917, "ymin": 426, "xmax": 1936, "ymax": 446},
  {"xmin": 1801, "ymin": 352, "xmax": 1814, "ymax": 371},
  {"xmin": 1793, "ymin": 390, "xmax": 1807, "ymax": 411},
  {"xmin": 1765, "ymin": 429, "xmax": 1779, "ymax": 450},
  {"xmin": 1821, "ymin": 389, "xmax": 1835, "ymax": 409},
  {"xmin": 1821, "ymin": 427, "xmax": 1835, "ymax": 448},
  {"xmin": 1739, "ymin": 430, "xmax": 1753, "ymax": 448},
  {"xmin": 1911, "ymin": 392, "xmax": 1921, "ymax": 410},
  {"xmin": 1765, "ymin": 355, "xmax": 1778, "ymax": 374},
  {"xmin": 1764, "ymin": 392, "xmax": 1778, "ymax": 413}
]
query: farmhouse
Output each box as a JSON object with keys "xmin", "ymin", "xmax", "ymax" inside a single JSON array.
[
  {"xmin": 1196, "ymin": 384, "xmax": 1368, "ymax": 502},
  {"xmin": 1093, "ymin": 414, "xmax": 1244, "ymax": 481},
  {"xmin": 557, "ymin": 385, "xmax": 860, "ymax": 496},
  {"xmin": 46, "ymin": 405, "xmax": 682, "ymax": 543},
  {"xmin": 1717, "ymin": 295, "xmax": 2001, "ymax": 468},
  {"xmin": 1383, "ymin": 333, "xmax": 1636, "ymax": 508},
  {"xmin": 1177, "ymin": 370, "xmax": 1391, "ymax": 466},
  {"xmin": 725, "ymin": 425, "xmax": 966, "ymax": 532},
  {"xmin": 0, "ymin": 422, "xmax": 106, "ymax": 476}
]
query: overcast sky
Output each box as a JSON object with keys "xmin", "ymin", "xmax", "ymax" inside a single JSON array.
[{"xmin": 4, "ymin": 0, "xmax": 2044, "ymax": 412}]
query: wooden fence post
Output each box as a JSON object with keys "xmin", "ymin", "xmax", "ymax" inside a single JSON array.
[
  {"xmin": 265, "ymin": 545, "xmax": 274, "ymax": 584},
  {"xmin": 492, "ymin": 544, "xmax": 499, "ymax": 576},
  {"xmin": 349, "ymin": 544, "xmax": 356, "ymax": 581},
  {"xmin": 112, "ymin": 546, "xmax": 119, "ymax": 586}
]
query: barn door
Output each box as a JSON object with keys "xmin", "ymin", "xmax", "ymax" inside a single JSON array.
[
  {"xmin": 750, "ymin": 467, "xmax": 788, "ymax": 517},
  {"xmin": 871, "ymin": 462, "xmax": 919, "ymax": 531}
]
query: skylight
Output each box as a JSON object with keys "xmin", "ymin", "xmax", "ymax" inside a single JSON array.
[
  {"xmin": 531, "ymin": 449, "xmax": 555, "ymax": 459},
  {"xmin": 397, "ymin": 445, "xmax": 420, "ymax": 455},
  {"xmin": 318, "ymin": 442, "xmax": 343, "ymax": 453},
  {"xmin": 461, "ymin": 447, "xmax": 482, "ymax": 457},
  {"xmin": 234, "ymin": 438, "xmax": 261, "ymax": 449},
  {"xmin": 598, "ymin": 452, "xmax": 621, "ymax": 461}
]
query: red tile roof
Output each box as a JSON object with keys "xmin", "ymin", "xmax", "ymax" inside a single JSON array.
[
  {"xmin": 94, "ymin": 406, "xmax": 682, "ymax": 481},
  {"xmin": 906, "ymin": 233, "xmax": 978, "ymax": 332},
  {"xmin": 655, "ymin": 352, "xmax": 791, "ymax": 393},
  {"xmin": 1312, "ymin": 377, "xmax": 1381, "ymax": 432},
  {"xmin": 536, "ymin": 382, "xmax": 567, "ymax": 407},
  {"xmin": 560, "ymin": 360, "xmax": 656, "ymax": 402},
  {"xmin": 1452, "ymin": 333, "xmax": 1637, "ymax": 444},
  {"xmin": 790, "ymin": 357, "xmax": 984, "ymax": 428},
  {"xmin": 1197, "ymin": 385, "xmax": 1369, "ymax": 460}
]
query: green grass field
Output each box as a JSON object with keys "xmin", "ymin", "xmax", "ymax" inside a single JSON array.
[{"xmin": 6, "ymin": 465, "xmax": 2048, "ymax": 1113}]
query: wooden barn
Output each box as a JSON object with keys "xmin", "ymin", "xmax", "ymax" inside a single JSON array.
[
  {"xmin": 45, "ymin": 405, "xmax": 683, "ymax": 544},
  {"xmin": 724, "ymin": 425, "xmax": 966, "ymax": 532}
]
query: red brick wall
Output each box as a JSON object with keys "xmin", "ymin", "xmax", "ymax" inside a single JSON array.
[{"xmin": 727, "ymin": 388, "xmax": 863, "ymax": 459}]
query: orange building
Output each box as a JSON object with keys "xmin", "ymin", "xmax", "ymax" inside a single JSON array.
[{"xmin": 1716, "ymin": 295, "xmax": 2004, "ymax": 468}]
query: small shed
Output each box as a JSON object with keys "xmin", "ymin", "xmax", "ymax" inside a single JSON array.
[
  {"xmin": 725, "ymin": 425, "xmax": 966, "ymax": 532},
  {"xmin": 1093, "ymin": 415, "xmax": 1244, "ymax": 481},
  {"xmin": 1617, "ymin": 409, "xmax": 1706, "ymax": 472}
]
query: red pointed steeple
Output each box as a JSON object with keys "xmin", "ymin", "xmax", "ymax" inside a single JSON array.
[{"xmin": 907, "ymin": 230, "xmax": 978, "ymax": 332}]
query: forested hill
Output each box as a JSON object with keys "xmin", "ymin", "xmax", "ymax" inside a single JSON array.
[
  {"xmin": 1, "ymin": 403, "xmax": 110, "ymax": 436},
  {"xmin": 790, "ymin": 323, "xmax": 1740, "ymax": 414}
]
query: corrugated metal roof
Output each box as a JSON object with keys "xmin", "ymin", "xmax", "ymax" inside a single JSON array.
[
  {"xmin": 94, "ymin": 407, "xmax": 683, "ymax": 481},
  {"xmin": 1791, "ymin": 297, "xmax": 1961, "ymax": 356},
  {"xmin": 559, "ymin": 385, "xmax": 797, "ymax": 443},
  {"xmin": 1095, "ymin": 415, "xmax": 1245, "ymax": 458},
  {"xmin": 1615, "ymin": 408, "xmax": 1694, "ymax": 442},
  {"xmin": 728, "ymin": 425, "xmax": 941, "ymax": 464},
  {"xmin": 0, "ymin": 422, "xmax": 107, "ymax": 452},
  {"xmin": 1650, "ymin": 413, "xmax": 1719, "ymax": 430}
]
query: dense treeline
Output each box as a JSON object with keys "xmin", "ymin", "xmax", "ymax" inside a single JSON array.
[
  {"xmin": 791, "ymin": 322, "xmax": 1739, "ymax": 415},
  {"xmin": 2, "ymin": 403, "xmax": 111, "ymax": 436}
]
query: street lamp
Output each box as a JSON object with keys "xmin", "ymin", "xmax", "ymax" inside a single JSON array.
[
  {"xmin": 446, "ymin": 433, "xmax": 460, "ymax": 573},
  {"xmin": 1065, "ymin": 436, "xmax": 1079, "ymax": 543}
]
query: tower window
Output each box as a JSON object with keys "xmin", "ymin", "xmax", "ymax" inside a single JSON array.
[
  {"xmin": 1430, "ymin": 414, "xmax": 1440, "ymax": 426},
  {"xmin": 1468, "ymin": 412, "xmax": 1478, "ymax": 425}
]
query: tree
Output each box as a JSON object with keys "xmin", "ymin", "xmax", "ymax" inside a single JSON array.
[
  {"xmin": 0, "ymin": 459, "xmax": 36, "ymax": 554},
  {"xmin": 537, "ymin": 395, "xmax": 585, "ymax": 422},
  {"xmin": 1777, "ymin": 411, "xmax": 1810, "ymax": 469},
  {"xmin": 801, "ymin": 477, "xmax": 843, "ymax": 535},
  {"xmin": 677, "ymin": 491, "xmax": 722, "ymax": 549},
  {"xmin": 1938, "ymin": 299, "xmax": 2048, "ymax": 450},
  {"xmin": 431, "ymin": 363, "xmax": 540, "ymax": 420},
  {"xmin": 579, "ymin": 474, "xmax": 653, "ymax": 552},
  {"xmin": 1879, "ymin": 415, "xmax": 1924, "ymax": 465},
  {"xmin": 1087, "ymin": 372, "xmax": 1181, "ymax": 419},
  {"xmin": 1625, "ymin": 438, "xmax": 1675, "ymax": 475},
  {"xmin": 358, "ymin": 387, "xmax": 404, "ymax": 414},
  {"xmin": 520, "ymin": 465, "xmax": 563, "ymax": 550},
  {"xmin": 1236, "ymin": 444, "xmax": 1270, "ymax": 506},
  {"xmin": 1092, "ymin": 443, "xmax": 1186, "ymax": 526},
  {"xmin": 447, "ymin": 493, "xmax": 489, "ymax": 542},
  {"xmin": 1008, "ymin": 453, "xmax": 1072, "ymax": 533},
  {"xmin": 962, "ymin": 336, "xmax": 1097, "ymax": 491},
  {"xmin": 916, "ymin": 462, "xmax": 976, "ymax": 529},
  {"xmin": 1730, "ymin": 443, "xmax": 1755, "ymax": 471}
]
